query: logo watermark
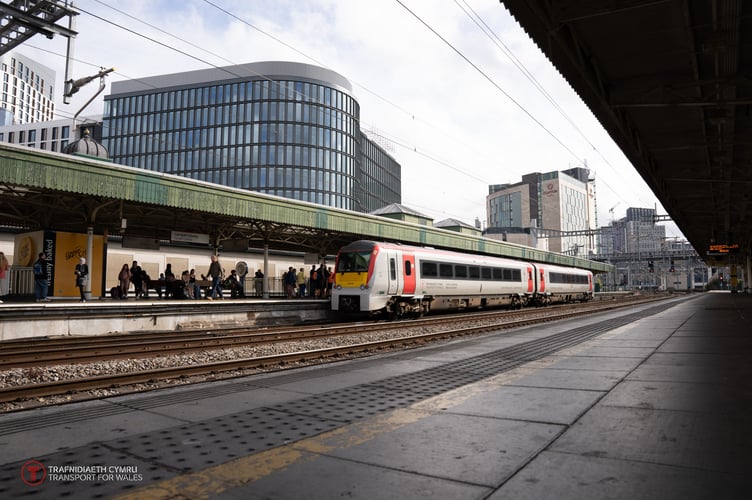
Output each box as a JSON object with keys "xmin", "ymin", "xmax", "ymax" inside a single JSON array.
[{"xmin": 20, "ymin": 460, "xmax": 143, "ymax": 487}]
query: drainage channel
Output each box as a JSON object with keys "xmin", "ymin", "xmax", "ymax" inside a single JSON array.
[{"xmin": 0, "ymin": 300, "xmax": 678, "ymax": 498}]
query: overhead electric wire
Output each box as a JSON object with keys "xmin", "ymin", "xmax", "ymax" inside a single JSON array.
[
  {"xmin": 394, "ymin": 0, "xmax": 587, "ymax": 168},
  {"xmin": 453, "ymin": 0, "xmax": 655, "ymax": 208}
]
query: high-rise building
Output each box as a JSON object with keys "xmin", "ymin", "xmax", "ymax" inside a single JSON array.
[
  {"xmin": 102, "ymin": 61, "xmax": 401, "ymax": 213},
  {"xmin": 0, "ymin": 51, "xmax": 55, "ymax": 125},
  {"xmin": 486, "ymin": 167, "xmax": 596, "ymax": 255}
]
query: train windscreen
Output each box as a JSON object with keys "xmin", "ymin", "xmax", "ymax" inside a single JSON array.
[{"xmin": 336, "ymin": 251, "xmax": 371, "ymax": 273}]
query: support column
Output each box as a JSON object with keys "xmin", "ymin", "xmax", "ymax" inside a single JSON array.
[
  {"xmin": 262, "ymin": 244, "xmax": 269, "ymax": 299},
  {"xmin": 85, "ymin": 226, "xmax": 93, "ymax": 300}
]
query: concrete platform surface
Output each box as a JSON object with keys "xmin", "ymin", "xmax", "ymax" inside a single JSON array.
[{"xmin": 0, "ymin": 291, "xmax": 750, "ymax": 499}]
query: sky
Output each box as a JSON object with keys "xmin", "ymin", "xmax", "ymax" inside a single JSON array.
[{"xmin": 20, "ymin": 0, "xmax": 685, "ymax": 238}]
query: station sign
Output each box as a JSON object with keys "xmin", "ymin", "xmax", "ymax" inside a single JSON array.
[
  {"xmin": 171, "ymin": 230, "xmax": 210, "ymax": 245},
  {"xmin": 706, "ymin": 243, "xmax": 740, "ymax": 255}
]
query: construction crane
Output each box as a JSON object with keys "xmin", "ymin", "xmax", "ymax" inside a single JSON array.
[{"xmin": 608, "ymin": 202, "xmax": 620, "ymax": 221}]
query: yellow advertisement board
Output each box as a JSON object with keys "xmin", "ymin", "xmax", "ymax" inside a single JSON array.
[
  {"xmin": 53, "ymin": 232, "xmax": 105, "ymax": 297},
  {"xmin": 14, "ymin": 230, "xmax": 105, "ymax": 298}
]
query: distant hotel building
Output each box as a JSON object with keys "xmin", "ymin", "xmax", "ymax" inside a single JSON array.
[
  {"xmin": 0, "ymin": 51, "xmax": 55, "ymax": 125},
  {"xmin": 485, "ymin": 168, "xmax": 597, "ymax": 255},
  {"xmin": 102, "ymin": 61, "xmax": 401, "ymax": 212}
]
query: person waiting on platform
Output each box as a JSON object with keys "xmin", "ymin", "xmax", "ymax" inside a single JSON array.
[
  {"xmin": 202, "ymin": 255, "xmax": 223, "ymax": 300},
  {"xmin": 130, "ymin": 261, "xmax": 145, "ymax": 299},
  {"xmin": 74, "ymin": 257, "xmax": 88, "ymax": 302},
  {"xmin": 189, "ymin": 269, "xmax": 201, "ymax": 299},
  {"xmin": 118, "ymin": 264, "xmax": 131, "ymax": 299},
  {"xmin": 164, "ymin": 263, "xmax": 177, "ymax": 298},
  {"xmin": 34, "ymin": 252, "xmax": 50, "ymax": 302},
  {"xmin": 175, "ymin": 270, "xmax": 190, "ymax": 299},
  {"xmin": 225, "ymin": 269, "xmax": 243, "ymax": 298},
  {"xmin": 254, "ymin": 269, "xmax": 264, "ymax": 297},
  {"xmin": 296, "ymin": 267, "xmax": 307, "ymax": 298},
  {"xmin": 309, "ymin": 265, "xmax": 318, "ymax": 298},
  {"xmin": 284, "ymin": 266, "xmax": 297, "ymax": 298},
  {"xmin": 0, "ymin": 251, "xmax": 9, "ymax": 303}
]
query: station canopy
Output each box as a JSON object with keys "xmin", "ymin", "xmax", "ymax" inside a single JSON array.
[{"xmin": 0, "ymin": 144, "xmax": 610, "ymax": 272}]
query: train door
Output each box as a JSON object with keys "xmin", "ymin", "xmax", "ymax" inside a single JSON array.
[
  {"xmin": 527, "ymin": 265, "xmax": 534, "ymax": 293},
  {"xmin": 538, "ymin": 267, "xmax": 546, "ymax": 293},
  {"xmin": 386, "ymin": 251, "xmax": 402, "ymax": 295},
  {"xmin": 402, "ymin": 252, "xmax": 416, "ymax": 295}
]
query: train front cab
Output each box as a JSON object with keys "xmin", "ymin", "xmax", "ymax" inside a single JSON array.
[
  {"xmin": 331, "ymin": 243, "xmax": 375, "ymax": 314},
  {"xmin": 332, "ymin": 241, "xmax": 420, "ymax": 318}
]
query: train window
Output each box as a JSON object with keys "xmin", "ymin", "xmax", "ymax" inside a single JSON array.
[
  {"xmin": 439, "ymin": 264, "xmax": 453, "ymax": 278},
  {"xmin": 481, "ymin": 267, "xmax": 492, "ymax": 280},
  {"xmin": 512, "ymin": 269, "xmax": 521, "ymax": 281},
  {"xmin": 469, "ymin": 266, "xmax": 480, "ymax": 279},
  {"xmin": 389, "ymin": 258, "xmax": 396, "ymax": 280},
  {"xmin": 405, "ymin": 260, "xmax": 412, "ymax": 276},
  {"xmin": 336, "ymin": 251, "xmax": 371, "ymax": 272},
  {"xmin": 454, "ymin": 265, "xmax": 467, "ymax": 278},
  {"xmin": 492, "ymin": 268, "xmax": 502, "ymax": 280},
  {"xmin": 503, "ymin": 269, "xmax": 512, "ymax": 281},
  {"xmin": 421, "ymin": 262, "xmax": 437, "ymax": 277}
]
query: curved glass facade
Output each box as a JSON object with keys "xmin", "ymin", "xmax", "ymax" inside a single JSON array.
[{"xmin": 102, "ymin": 62, "xmax": 398, "ymax": 211}]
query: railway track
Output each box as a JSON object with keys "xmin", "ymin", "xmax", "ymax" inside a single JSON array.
[
  {"xmin": 0, "ymin": 294, "xmax": 657, "ymax": 369},
  {"xmin": 0, "ymin": 293, "xmax": 673, "ymax": 406}
]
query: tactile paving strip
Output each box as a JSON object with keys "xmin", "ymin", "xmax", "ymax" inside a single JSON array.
[
  {"xmin": 272, "ymin": 384, "xmax": 423, "ymax": 422},
  {"xmin": 106, "ymin": 407, "xmax": 340, "ymax": 473}
]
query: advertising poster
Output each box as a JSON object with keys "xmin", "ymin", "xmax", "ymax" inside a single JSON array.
[{"xmin": 14, "ymin": 231, "xmax": 105, "ymax": 298}]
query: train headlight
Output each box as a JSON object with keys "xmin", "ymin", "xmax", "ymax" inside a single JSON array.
[
  {"xmin": 360, "ymin": 284, "xmax": 369, "ymax": 290},
  {"xmin": 335, "ymin": 284, "xmax": 341, "ymax": 290}
]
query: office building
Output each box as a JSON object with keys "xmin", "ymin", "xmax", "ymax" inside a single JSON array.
[
  {"xmin": 0, "ymin": 115, "xmax": 103, "ymax": 153},
  {"xmin": 102, "ymin": 61, "xmax": 401, "ymax": 212},
  {"xmin": 0, "ymin": 51, "xmax": 55, "ymax": 125}
]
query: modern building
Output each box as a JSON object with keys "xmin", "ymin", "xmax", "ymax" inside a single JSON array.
[
  {"xmin": 485, "ymin": 167, "xmax": 596, "ymax": 255},
  {"xmin": 102, "ymin": 61, "xmax": 401, "ymax": 213},
  {"xmin": 0, "ymin": 115, "xmax": 103, "ymax": 153},
  {"xmin": 600, "ymin": 207, "xmax": 666, "ymax": 257},
  {"xmin": 0, "ymin": 51, "xmax": 55, "ymax": 125}
]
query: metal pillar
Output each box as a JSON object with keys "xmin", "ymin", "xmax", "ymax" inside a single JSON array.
[
  {"xmin": 85, "ymin": 226, "xmax": 93, "ymax": 300},
  {"xmin": 262, "ymin": 244, "xmax": 269, "ymax": 299}
]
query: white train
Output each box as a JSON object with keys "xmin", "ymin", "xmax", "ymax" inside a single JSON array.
[{"xmin": 331, "ymin": 240, "xmax": 593, "ymax": 318}]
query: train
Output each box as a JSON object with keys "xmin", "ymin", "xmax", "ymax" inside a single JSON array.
[{"xmin": 331, "ymin": 240, "xmax": 594, "ymax": 318}]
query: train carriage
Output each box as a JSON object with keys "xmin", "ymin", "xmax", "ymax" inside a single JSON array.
[{"xmin": 531, "ymin": 263, "xmax": 594, "ymax": 306}]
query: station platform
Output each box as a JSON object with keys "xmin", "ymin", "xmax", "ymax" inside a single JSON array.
[
  {"xmin": 1, "ymin": 291, "xmax": 750, "ymax": 499},
  {"xmin": 0, "ymin": 297, "xmax": 331, "ymax": 340}
]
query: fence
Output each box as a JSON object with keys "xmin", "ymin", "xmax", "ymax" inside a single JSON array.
[{"xmin": 9, "ymin": 266, "xmax": 34, "ymax": 296}]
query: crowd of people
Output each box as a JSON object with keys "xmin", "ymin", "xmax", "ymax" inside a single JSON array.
[
  {"xmin": 1, "ymin": 253, "xmax": 335, "ymax": 303},
  {"xmin": 282, "ymin": 264, "xmax": 333, "ymax": 299},
  {"xmin": 112, "ymin": 258, "xmax": 238, "ymax": 300},
  {"xmin": 112, "ymin": 259, "xmax": 333, "ymax": 301}
]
